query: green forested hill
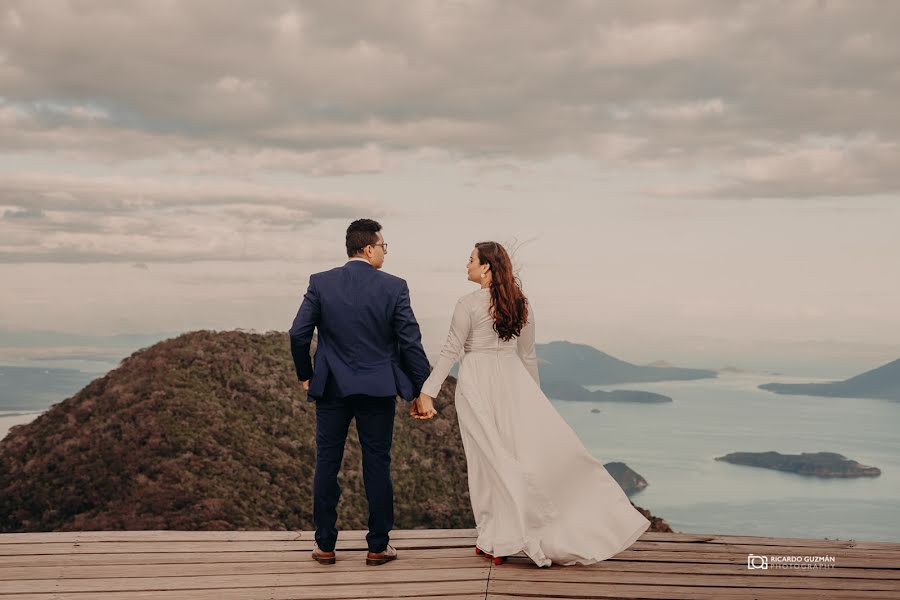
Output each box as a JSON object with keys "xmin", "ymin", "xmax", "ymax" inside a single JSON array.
[{"xmin": 0, "ymin": 330, "xmax": 668, "ymax": 533}]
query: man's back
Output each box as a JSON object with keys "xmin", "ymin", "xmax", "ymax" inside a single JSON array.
[
  {"xmin": 289, "ymin": 260, "xmax": 430, "ymax": 401},
  {"xmin": 300, "ymin": 218, "xmax": 425, "ymax": 561}
]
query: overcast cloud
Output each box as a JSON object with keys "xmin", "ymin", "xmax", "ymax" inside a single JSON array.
[{"xmin": 1, "ymin": 1, "xmax": 898, "ymax": 373}]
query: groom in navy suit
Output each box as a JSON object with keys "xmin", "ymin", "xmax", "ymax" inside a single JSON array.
[{"xmin": 289, "ymin": 218, "xmax": 432, "ymax": 565}]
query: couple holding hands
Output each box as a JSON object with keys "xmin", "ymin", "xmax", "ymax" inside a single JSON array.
[{"xmin": 290, "ymin": 218, "xmax": 649, "ymax": 567}]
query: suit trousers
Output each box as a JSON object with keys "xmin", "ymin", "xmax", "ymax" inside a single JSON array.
[{"xmin": 312, "ymin": 379, "xmax": 396, "ymax": 553}]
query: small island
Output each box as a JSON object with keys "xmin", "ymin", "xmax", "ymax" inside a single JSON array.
[
  {"xmin": 715, "ymin": 451, "xmax": 881, "ymax": 478},
  {"xmin": 603, "ymin": 461, "xmax": 649, "ymax": 495},
  {"xmin": 599, "ymin": 389, "xmax": 672, "ymax": 403},
  {"xmin": 541, "ymin": 379, "xmax": 672, "ymax": 403}
]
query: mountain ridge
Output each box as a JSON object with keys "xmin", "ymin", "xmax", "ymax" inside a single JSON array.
[
  {"xmin": 759, "ymin": 358, "xmax": 900, "ymax": 401},
  {"xmin": 537, "ymin": 340, "xmax": 718, "ymax": 386},
  {"xmin": 0, "ymin": 330, "xmax": 670, "ymax": 533}
]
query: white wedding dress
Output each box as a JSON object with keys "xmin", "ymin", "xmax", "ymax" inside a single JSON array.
[{"xmin": 420, "ymin": 288, "xmax": 651, "ymax": 567}]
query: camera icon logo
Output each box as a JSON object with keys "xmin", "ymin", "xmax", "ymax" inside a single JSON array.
[{"xmin": 747, "ymin": 554, "xmax": 768, "ymax": 569}]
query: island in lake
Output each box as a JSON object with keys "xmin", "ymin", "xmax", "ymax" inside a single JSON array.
[
  {"xmin": 759, "ymin": 358, "xmax": 900, "ymax": 401},
  {"xmin": 540, "ymin": 379, "xmax": 672, "ymax": 403},
  {"xmin": 603, "ymin": 461, "xmax": 649, "ymax": 495},
  {"xmin": 714, "ymin": 451, "xmax": 881, "ymax": 478}
]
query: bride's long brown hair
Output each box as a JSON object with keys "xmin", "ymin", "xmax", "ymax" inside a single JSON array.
[{"xmin": 475, "ymin": 241, "xmax": 528, "ymax": 341}]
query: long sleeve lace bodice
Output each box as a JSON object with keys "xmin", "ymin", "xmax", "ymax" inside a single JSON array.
[{"xmin": 420, "ymin": 289, "xmax": 539, "ymax": 397}]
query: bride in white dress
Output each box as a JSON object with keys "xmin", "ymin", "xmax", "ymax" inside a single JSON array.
[{"xmin": 411, "ymin": 241, "xmax": 650, "ymax": 568}]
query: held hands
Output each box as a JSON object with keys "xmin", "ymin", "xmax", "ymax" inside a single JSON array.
[
  {"xmin": 410, "ymin": 393, "xmax": 438, "ymax": 420},
  {"xmin": 300, "ymin": 378, "xmax": 436, "ymax": 420}
]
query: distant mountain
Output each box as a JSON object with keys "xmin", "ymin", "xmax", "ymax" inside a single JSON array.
[
  {"xmin": 716, "ymin": 365, "xmax": 752, "ymax": 374},
  {"xmin": 759, "ymin": 358, "xmax": 900, "ymax": 401},
  {"xmin": 0, "ymin": 329, "xmax": 173, "ymax": 349},
  {"xmin": 644, "ymin": 360, "xmax": 675, "ymax": 369},
  {"xmin": 0, "ymin": 330, "xmax": 670, "ymax": 533},
  {"xmin": 649, "ymin": 360, "xmax": 752, "ymax": 375},
  {"xmin": 537, "ymin": 341, "xmax": 717, "ymax": 385}
]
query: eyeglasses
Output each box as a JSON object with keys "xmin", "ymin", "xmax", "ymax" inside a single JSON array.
[{"xmin": 370, "ymin": 242, "xmax": 388, "ymax": 253}]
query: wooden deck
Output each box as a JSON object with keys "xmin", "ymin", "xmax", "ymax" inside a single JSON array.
[{"xmin": 1, "ymin": 528, "xmax": 897, "ymax": 599}]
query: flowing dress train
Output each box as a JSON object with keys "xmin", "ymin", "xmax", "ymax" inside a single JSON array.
[{"xmin": 420, "ymin": 288, "xmax": 650, "ymax": 567}]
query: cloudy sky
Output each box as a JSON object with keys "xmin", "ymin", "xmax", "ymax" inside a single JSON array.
[{"xmin": 2, "ymin": 1, "xmax": 899, "ymax": 376}]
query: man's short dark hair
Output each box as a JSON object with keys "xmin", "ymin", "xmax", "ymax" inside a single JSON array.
[{"xmin": 346, "ymin": 218, "xmax": 382, "ymax": 257}]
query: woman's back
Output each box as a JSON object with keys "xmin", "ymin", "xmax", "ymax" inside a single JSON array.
[
  {"xmin": 419, "ymin": 288, "xmax": 540, "ymax": 399},
  {"xmin": 464, "ymin": 288, "xmax": 520, "ymax": 353}
]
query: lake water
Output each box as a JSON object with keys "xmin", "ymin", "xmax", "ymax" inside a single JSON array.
[
  {"xmin": 0, "ymin": 366, "xmax": 97, "ymax": 411},
  {"xmin": 0, "ymin": 365, "xmax": 100, "ymax": 439},
  {"xmin": 550, "ymin": 372, "xmax": 900, "ymax": 542},
  {"xmin": 0, "ymin": 411, "xmax": 45, "ymax": 439},
  {"xmin": 3, "ymin": 368, "xmax": 898, "ymax": 542}
]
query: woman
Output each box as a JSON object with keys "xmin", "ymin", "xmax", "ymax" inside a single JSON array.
[{"xmin": 412, "ymin": 241, "xmax": 650, "ymax": 567}]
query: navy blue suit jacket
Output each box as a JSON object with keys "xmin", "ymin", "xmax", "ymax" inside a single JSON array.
[{"xmin": 289, "ymin": 260, "xmax": 431, "ymax": 402}]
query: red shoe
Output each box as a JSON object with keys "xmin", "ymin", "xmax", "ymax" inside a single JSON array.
[{"xmin": 476, "ymin": 545, "xmax": 507, "ymax": 564}]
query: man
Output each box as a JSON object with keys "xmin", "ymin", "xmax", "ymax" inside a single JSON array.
[{"xmin": 289, "ymin": 218, "xmax": 435, "ymax": 566}]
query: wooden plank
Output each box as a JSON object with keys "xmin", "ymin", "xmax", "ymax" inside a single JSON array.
[
  {"xmin": 639, "ymin": 531, "xmax": 900, "ymax": 550},
  {"xmin": 0, "ymin": 537, "xmax": 479, "ymax": 556},
  {"xmin": 489, "ymin": 568, "xmax": 900, "ymax": 591},
  {"xmin": 0, "ymin": 531, "xmax": 299, "ymax": 544},
  {"xmin": 0, "ymin": 528, "xmax": 897, "ymax": 600},
  {"xmin": 0, "ymin": 565, "xmax": 491, "ymax": 594},
  {"xmin": 26, "ymin": 536, "xmax": 897, "ymax": 561},
  {"xmin": 1, "ymin": 529, "xmax": 894, "ymax": 548},
  {"xmin": 488, "ymin": 579, "xmax": 899, "ymax": 599},
  {"xmin": 13, "ymin": 560, "xmax": 890, "ymax": 595},
  {"xmin": 629, "ymin": 540, "xmax": 900, "ymax": 559},
  {"xmin": 3, "ymin": 556, "xmax": 896, "ymax": 584},
  {"xmin": 611, "ymin": 549, "xmax": 898, "ymax": 569},
  {"xmin": 0, "ymin": 528, "xmax": 478, "ymax": 544},
  {"xmin": 0, "ymin": 547, "xmax": 477, "ymax": 568},
  {"xmin": 631, "ymin": 539, "xmax": 898, "ymax": 554},
  {"xmin": 0, "ymin": 556, "xmax": 487, "ymax": 580},
  {"xmin": 0, "ymin": 584, "xmax": 489, "ymax": 600},
  {"xmin": 496, "ymin": 559, "xmax": 900, "ymax": 580},
  {"xmin": 0, "ymin": 596, "xmax": 489, "ymax": 600}
]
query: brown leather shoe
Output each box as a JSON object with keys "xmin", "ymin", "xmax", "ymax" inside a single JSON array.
[
  {"xmin": 312, "ymin": 541, "xmax": 336, "ymax": 565},
  {"xmin": 366, "ymin": 543, "xmax": 397, "ymax": 566}
]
